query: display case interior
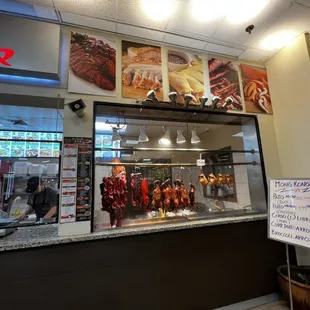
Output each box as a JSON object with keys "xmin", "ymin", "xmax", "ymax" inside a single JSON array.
[{"xmin": 93, "ymin": 103, "xmax": 267, "ymax": 232}]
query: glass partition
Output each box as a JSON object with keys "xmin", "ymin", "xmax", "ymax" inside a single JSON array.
[{"xmin": 93, "ymin": 103, "xmax": 267, "ymax": 232}]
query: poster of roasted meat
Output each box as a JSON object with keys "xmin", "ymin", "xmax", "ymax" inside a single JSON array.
[
  {"xmin": 68, "ymin": 32, "xmax": 116, "ymax": 96},
  {"xmin": 240, "ymin": 64, "xmax": 272, "ymax": 114},
  {"xmin": 208, "ymin": 58, "xmax": 243, "ymax": 110},
  {"xmin": 122, "ymin": 40, "xmax": 163, "ymax": 100},
  {"xmin": 168, "ymin": 50, "xmax": 204, "ymax": 105}
]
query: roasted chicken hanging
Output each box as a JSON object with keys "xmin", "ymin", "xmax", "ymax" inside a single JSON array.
[
  {"xmin": 151, "ymin": 180, "xmax": 163, "ymax": 210},
  {"xmin": 199, "ymin": 173, "xmax": 209, "ymax": 188}
]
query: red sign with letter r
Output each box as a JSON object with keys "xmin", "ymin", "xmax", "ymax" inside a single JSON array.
[{"xmin": 0, "ymin": 48, "xmax": 15, "ymax": 67}]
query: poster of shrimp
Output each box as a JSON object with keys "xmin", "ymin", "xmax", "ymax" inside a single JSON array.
[
  {"xmin": 240, "ymin": 64, "xmax": 272, "ymax": 114},
  {"xmin": 68, "ymin": 32, "xmax": 116, "ymax": 97},
  {"xmin": 208, "ymin": 58, "xmax": 243, "ymax": 111}
]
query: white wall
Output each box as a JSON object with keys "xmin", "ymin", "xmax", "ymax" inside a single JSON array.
[
  {"xmin": 266, "ymin": 33, "xmax": 310, "ymax": 265},
  {"xmin": 0, "ymin": 17, "xmax": 282, "ymax": 234}
]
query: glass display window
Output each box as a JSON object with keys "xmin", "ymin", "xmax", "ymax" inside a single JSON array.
[{"xmin": 93, "ymin": 103, "xmax": 267, "ymax": 232}]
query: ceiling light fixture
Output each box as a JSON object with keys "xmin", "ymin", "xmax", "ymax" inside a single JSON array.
[
  {"xmin": 176, "ymin": 128, "xmax": 186, "ymax": 144},
  {"xmin": 139, "ymin": 126, "xmax": 149, "ymax": 143},
  {"xmin": 226, "ymin": 0, "xmax": 269, "ymax": 24},
  {"xmin": 112, "ymin": 128, "xmax": 122, "ymax": 142},
  {"xmin": 261, "ymin": 31, "xmax": 297, "ymax": 51},
  {"xmin": 191, "ymin": 128, "xmax": 201, "ymax": 144},
  {"xmin": 159, "ymin": 127, "xmax": 171, "ymax": 145},
  {"xmin": 141, "ymin": 0, "xmax": 176, "ymax": 21}
]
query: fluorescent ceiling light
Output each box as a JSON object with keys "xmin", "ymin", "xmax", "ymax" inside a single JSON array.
[
  {"xmin": 261, "ymin": 31, "xmax": 297, "ymax": 51},
  {"xmin": 226, "ymin": 0, "xmax": 269, "ymax": 24},
  {"xmin": 125, "ymin": 140, "xmax": 139, "ymax": 145},
  {"xmin": 95, "ymin": 122, "xmax": 127, "ymax": 132},
  {"xmin": 141, "ymin": 0, "xmax": 176, "ymax": 21},
  {"xmin": 143, "ymin": 159, "xmax": 152, "ymax": 161},
  {"xmin": 121, "ymin": 154, "xmax": 132, "ymax": 157}
]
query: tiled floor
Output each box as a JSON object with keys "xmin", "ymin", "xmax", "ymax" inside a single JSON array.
[{"xmin": 250, "ymin": 300, "xmax": 290, "ymax": 310}]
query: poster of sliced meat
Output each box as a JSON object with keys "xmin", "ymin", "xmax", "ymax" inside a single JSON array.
[
  {"xmin": 122, "ymin": 40, "xmax": 163, "ymax": 100},
  {"xmin": 168, "ymin": 50, "xmax": 204, "ymax": 105},
  {"xmin": 240, "ymin": 64, "xmax": 272, "ymax": 114},
  {"xmin": 208, "ymin": 58, "xmax": 243, "ymax": 110},
  {"xmin": 68, "ymin": 32, "xmax": 116, "ymax": 96}
]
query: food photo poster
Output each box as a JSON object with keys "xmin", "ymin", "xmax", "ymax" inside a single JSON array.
[
  {"xmin": 208, "ymin": 58, "xmax": 243, "ymax": 110},
  {"xmin": 240, "ymin": 64, "xmax": 273, "ymax": 114},
  {"xmin": 168, "ymin": 50, "xmax": 204, "ymax": 105},
  {"xmin": 68, "ymin": 31, "xmax": 116, "ymax": 97},
  {"xmin": 122, "ymin": 40, "xmax": 163, "ymax": 100}
]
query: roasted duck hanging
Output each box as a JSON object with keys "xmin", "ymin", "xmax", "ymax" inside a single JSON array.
[
  {"xmin": 151, "ymin": 180, "xmax": 163, "ymax": 210},
  {"xmin": 189, "ymin": 183, "xmax": 197, "ymax": 210}
]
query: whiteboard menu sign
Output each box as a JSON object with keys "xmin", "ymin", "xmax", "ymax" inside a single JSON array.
[{"xmin": 268, "ymin": 179, "xmax": 310, "ymax": 249}]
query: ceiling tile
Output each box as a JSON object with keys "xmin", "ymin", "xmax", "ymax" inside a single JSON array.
[
  {"xmin": 164, "ymin": 33, "xmax": 206, "ymax": 50},
  {"xmin": 117, "ymin": 0, "xmax": 168, "ymax": 30},
  {"xmin": 20, "ymin": 0, "xmax": 54, "ymax": 6},
  {"xmin": 205, "ymin": 43, "xmax": 244, "ymax": 57},
  {"xmin": 239, "ymin": 48, "xmax": 276, "ymax": 62},
  {"xmin": 54, "ymin": 0, "xmax": 116, "ymax": 20},
  {"xmin": 116, "ymin": 24, "xmax": 165, "ymax": 42},
  {"xmin": 212, "ymin": 0, "xmax": 291, "ymax": 47},
  {"xmin": 295, "ymin": 0, "xmax": 310, "ymax": 8},
  {"xmin": 61, "ymin": 12, "xmax": 116, "ymax": 32},
  {"xmin": 166, "ymin": 4, "xmax": 221, "ymax": 39},
  {"xmin": 251, "ymin": 2, "xmax": 310, "ymax": 51}
]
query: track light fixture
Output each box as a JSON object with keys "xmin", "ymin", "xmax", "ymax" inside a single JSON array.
[{"xmin": 146, "ymin": 90, "xmax": 159, "ymax": 104}]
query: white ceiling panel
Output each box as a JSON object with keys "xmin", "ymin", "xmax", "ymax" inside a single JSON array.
[
  {"xmin": 251, "ymin": 2, "xmax": 310, "ymax": 51},
  {"xmin": 212, "ymin": 0, "xmax": 291, "ymax": 47},
  {"xmin": 164, "ymin": 34, "xmax": 206, "ymax": 50},
  {"xmin": 33, "ymin": 5, "xmax": 58, "ymax": 20},
  {"xmin": 205, "ymin": 43, "xmax": 244, "ymax": 57},
  {"xmin": 166, "ymin": 5, "xmax": 221, "ymax": 39},
  {"xmin": 117, "ymin": 0, "xmax": 169, "ymax": 30},
  {"xmin": 61, "ymin": 12, "xmax": 116, "ymax": 32},
  {"xmin": 20, "ymin": 0, "xmax": 54, "ymax": 6},
  {"xmin": 295, "ymin": 0, "xmax": 310, "ymax": 8},
  {"xmin": 116, "ymin": 24, "xmax": 165, "ymax": 42},
  {"xmin": 54, "ymin": 0, "xmax": 116, "ymax": 20},
  {"xmin": 238, "ymin": 48, "xmax": 276, "ymax": 62}
]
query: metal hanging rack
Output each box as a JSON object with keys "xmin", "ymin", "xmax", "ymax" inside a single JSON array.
[
  {"xmin": 94, "ymin": 147, "xmax": 257, "ymax": 154},
  {"xmin": 96, "ymin": 161, "xmax": 257, "ymax": 167}
]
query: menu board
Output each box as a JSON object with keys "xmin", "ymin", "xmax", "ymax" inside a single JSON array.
[
  {"xmin": 60, "ymin": 137, "xmax": 92, "ymax": 223},
  {"xmin": 269, "ymin": 179, "xmax": 310, "ymax": 249}
]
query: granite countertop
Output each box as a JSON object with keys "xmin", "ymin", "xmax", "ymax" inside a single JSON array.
[{"xmin": 0, "ymin": 213, "xmax": 267, "ymax": 252}]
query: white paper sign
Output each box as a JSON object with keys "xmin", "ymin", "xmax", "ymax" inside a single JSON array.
[
  {"xmin": 268, "ymin": 179, "xmax": 310, "ymax": 249},
  {"xmin": 197, "ymin": 159, "xmax": 205, "ymax": 167}
]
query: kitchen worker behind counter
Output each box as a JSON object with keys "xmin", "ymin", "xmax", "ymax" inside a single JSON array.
[{"xmin": 19, "ymin": 176, "xmax": 58, "ymax": 221}]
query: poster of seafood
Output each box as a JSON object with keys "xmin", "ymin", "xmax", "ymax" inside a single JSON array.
[
  {"xmin": 208, "ymin": 58, "xmax": 243, "ymax": 110},
  {"xmin": 122, "ymin": 40, "xmax": 163, "ymax": 100},
  {"xmin": 168, "ymin": 50, "xmax": 204, "ymax": 105},
  {"xmin": 68, "ymin": 32, "xmax": 116, "ymax": 96},
  {"xmin": 240, "ymin": 64, "xmax": 272, "ymax": 114}
]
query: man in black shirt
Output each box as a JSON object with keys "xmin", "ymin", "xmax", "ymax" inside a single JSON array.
[{"xmin": 19, "ymin": 176, "xmax": 58, "ymax": 221}]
